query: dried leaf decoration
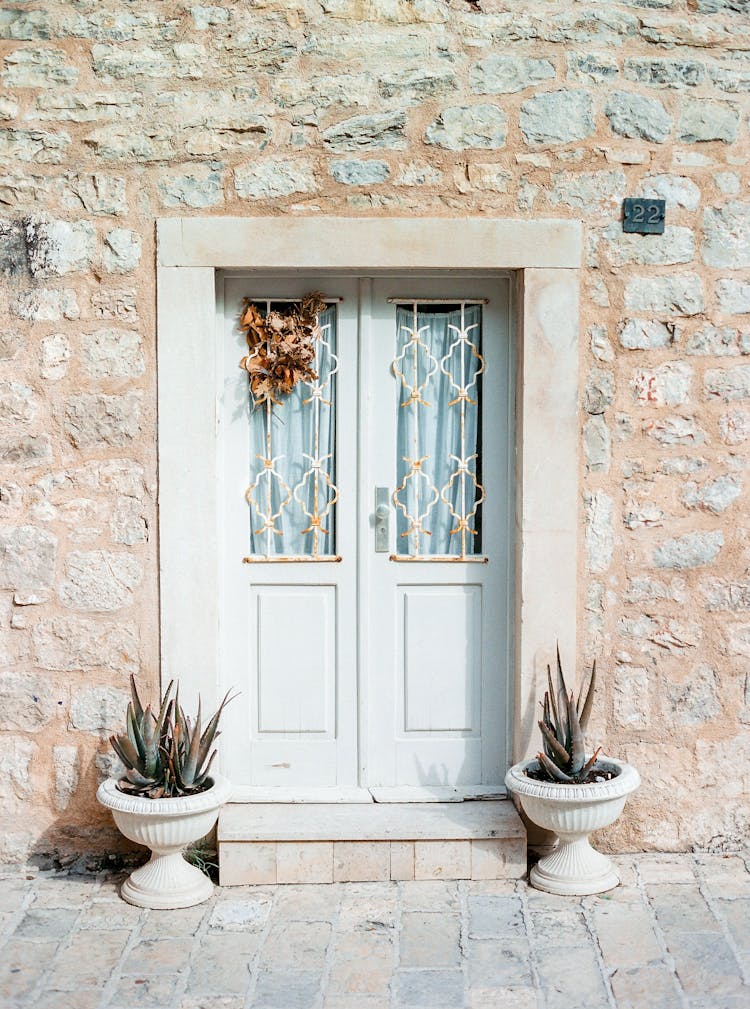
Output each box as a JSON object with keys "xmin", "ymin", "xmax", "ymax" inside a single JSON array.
[{"xmin": 239, "ymin": 291, "xmax": 327, "ymax": 405}]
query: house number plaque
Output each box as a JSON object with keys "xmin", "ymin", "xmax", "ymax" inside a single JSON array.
[{"xmin": 622, "ymin": 198, "xmax": 666, "ymax": 235}]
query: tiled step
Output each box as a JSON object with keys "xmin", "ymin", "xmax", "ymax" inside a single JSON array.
[{"xmin": 218, "ymin": 800, "xmax": 527, "ymax": 885}]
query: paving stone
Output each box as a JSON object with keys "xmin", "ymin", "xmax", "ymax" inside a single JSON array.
[
  {"xmin": 109, "ymin": 974, "xmax": 181, "ymax": 1008},
  {"xmin": 260, "ymin": 920, "xmax": 332, "ymax": 969},
  {"xmin": 400, "ymin": 911, "xmax": 461, "ymax": 967},
  {"xmin": 0, "ymin": 938, "xmax": 58, "ymax": 999},
  {"xmin": 399, "ymin": 880, "xmax": 459, "ymax": 910},
  {"xmin": 253, "ymin": 970, "xmax": 322, "ymax": 1008},
  {"xmin": 467, "ymin": 894, "xmax": 524, "ymax": 938},
  {"xmin": 273, "ymin": 882, "xmax": 340, "ymax": 919},
  {"xmin": 329, "ymin": 929, "xmax": 393, "ymax": 995},
  {"xmin": 592, "ymin": 896, "xmax": 662, "ymax": 967},
  {"xmin": 666, "ymin": 929, "xmax": 746, "ymax": 997},
  {"xmin": 648, "ymin": 883, "xmax": 721, "ymax": 932},
  {"xmin": 45, "ymin": 929, "xmax": 129, "ymax": 989},
  {"xmin": 609, "ymin": 965, "xmax": 682, "ymax": 1009},
  {"xmin": 15, "ymin": 906, "xmax": 79, "ymax": 939},
  {"xmin": 185, "ymin": 932, "xmax": 259, "ymax": 995},
  {"xmin": 121, "ymin": 936, "xmax": 195, "ymax": 974},
  {"xmin": 208, "ymin": 894, "xmax": 271, "ymax": 931},
  {"xmin": 394, "ymin": 968, "xmax": 464, "ymax": 1008},
  {"xmin": 466, "ymin": 938, "xmax": 532, "ymax": 988},
  {"xmin": 534, "ymin": 944, "xmax": 610, "ymax": 1009},
  {"xmin": 36, "ymin": 989, "xmax": 102, "ymax": 1009}
]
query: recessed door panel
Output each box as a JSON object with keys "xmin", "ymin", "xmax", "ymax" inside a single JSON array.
[
  {"xmin": 401, "ymin": 585, "xmax": 481, "ymax": 733},
  {"xmin": 255, "ymin": 586, "xmax": 335, "ymax": 735}
]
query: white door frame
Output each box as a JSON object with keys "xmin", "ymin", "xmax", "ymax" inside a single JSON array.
[{"xmin": 156, "ymin": 217, "xmax": 582, "ymax": 785}]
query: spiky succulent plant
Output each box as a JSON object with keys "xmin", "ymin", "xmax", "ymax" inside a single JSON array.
[
  {"xmin": 536, "ymin": 647, "xmax": 603, "ymax": 784},
  {"xmin": 110, "ymin": 676, "xmax": 234, "ymax": 798}
]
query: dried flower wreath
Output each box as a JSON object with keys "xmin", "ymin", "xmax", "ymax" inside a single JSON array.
[{"xmin": 239, "ymin": 291, "xmax": 327, "ymax": 406}]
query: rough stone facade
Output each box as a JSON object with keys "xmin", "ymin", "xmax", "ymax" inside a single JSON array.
[{"xmin": 1, "ymin": 0, "xmax": 749, "ymax": 862}]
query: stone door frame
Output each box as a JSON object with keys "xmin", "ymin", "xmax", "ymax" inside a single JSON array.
[{"xmin": 155, "ymin": 216, "xmax": 581, "ymax": 769}]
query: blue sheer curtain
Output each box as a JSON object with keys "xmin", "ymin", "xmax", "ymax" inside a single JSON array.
[
  {"xmin": 248, "ymin": 305, "xmax": 337, "ymax": 556},
  {"xmin": 394, "ymin": 304, "xmax": 482, "ymax": 556}
]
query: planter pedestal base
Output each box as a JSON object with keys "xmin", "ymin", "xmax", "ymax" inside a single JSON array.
[
  {"xmin": 121, "ymin": 850, "xmax": 214, "ymax": 910},
  {"xmin": 530, "ymin": 833, "xmax": 619, "ymax": 896}
]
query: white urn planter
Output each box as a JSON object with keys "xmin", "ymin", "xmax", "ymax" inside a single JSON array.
[
  {"xmin": 97, "ymin": 773, "xmax": 232, "ymax": 909},
  {"xmin": 505, "ymin": 757, "xmax": 640, "ymax": 896}
]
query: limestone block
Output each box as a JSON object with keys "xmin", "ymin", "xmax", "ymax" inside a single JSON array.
[
  {"xmin": 677, "ymin": 100, "xmax": 740, "ymax": 143},
  {"xmin": 583, "ymin": 416, "xmax": 611, "ymax": 473},
  {"xmin": 631, "ymin": 362, "xmax": 692, "ymax": 406},
  {"xmin": 220, "ymin": 842, "xmax": 276, "ymax": 885},
  {"xmin": 395, "ymin": 161, "xmax": 442, "ymax": 187},
  {"xmin": 706, "ymin": 366, "xmax": 750, "ymax": 401},
  {"xmin": 602, "ymin": 224, "xmax": 694, "ymax": 266},
  {"xmin": 321, "ymin": 0, "xmax": 447, "ymax": 22},
  {"xmin": 605, "ymin": 91, "xmax": 672, "ymax": 143},
  {"xmin": 53, "ymin": 745, "xmax": 79, "ymax": 811},
  {"xmin": 234, "ymin": 159, "xmax": 317, "ymax": 200},
  {"xmin": 548, "ymin": 169, "xmax": 626, "ymax": 214},
  {"xmin": 2, "ymin": 47, "xmax": 78, "ymax": 88},
  {"xmin": 584, "ymin": 491, "xmax": 613, "ymax": 574},
  {"xmin": 665, "ymin": 665, "xmax": 720, "ymax": 726},
  {"xmin": 0, "ymin": 525, "xmax": 56, "ymax": 591},
  {"xmin": 62, "ymin": 173, "xmax": 127, "ymax": 215},
  {"xmin": 333, "ymin": 842, "xmax": 390, "ymax": 881},
  {"xmin": 32, "ymin": 616, "xmax": 139, "ymax": 673},
  {"xmin": 58, "ymin": 550, "xmax": 142, "ymax": 612},
  {"xmin": 614, "ymin": 666, "xmax": 650, "ymax": 728},
  {"xmin": 619, "ymin": 319, "xmax": 676, "ymax": 350},
  {"xmin": 39, "ymin": 334, "xmax": 71, "ymax": 380},
  {"xmin": 703, "ymin": 202, "xmax": 750, "ymax": 269},
  {"xmin": 92, "ymin": 44, "xmax": 205, "ymax": 80},
  {"xmin": 83, "ymin": 124, "xmax": 174, "ymax": 161},
  {"xmin": 275, "ymin": 842, "xmax": 333, "ymax": 883},
  {"xmin": 82, "ymin": 329, "xmax": 145, "ymax": 380},
  {"xmin": 64, "ymin": 392, "xmax": 142, "ymax": 448},
  {"xmin": 0, "ymin": 128, "xmax": 70, "ymax": 163},
  {"xmin": 645, "ymin": 415, "xmax": 706, "ymax": 446},
  {"xmin": 583, "ymin": 368, "xmax": 614, "ymax": 415},
  {"xmin": 414, "ymin": 841, "xmax": 471, "ymax": 880},
  {"xmin": 110, "ymin": 496, "xmax": 147, "ymax": 546},
  {"xmin": 24, "ymin": 217, "xmax": 96, "ymax": 277},
  {"xmin": 0, "ymin": 10, "xmax": 50, "ymax": 40},
  {"xmin": 686, "ymin": 325, "xmax": 749, "ymax": 357},
  {"xmin": 11, "ymin": 287, "xmax": 79, "ymax": 321},
  {"xmin": 91, "ymin": 288, "xmax": 138, "ymax": 322},
  {"xmin": 330, "ymin": 160, "xmax": 390, "ymax": 186},
  {"xmin": 0, "ymin": 736, "xmax": 36, "ymax": 804},
  {"xmin": 159, "ymin": 166, "xmax": 223, "ymax": 208},
  {"xmin": 0, "ymin": 434, "xmax": 52, "ymax": 467},
  {"xmin": 717, "ymin": 279, "xmax": 750, "ymax": 314},
  {"xmin": 710, "ymin": 63, "xmax": 750, "ymax": 93},
  {"xmin": 0, "ymin": 95, "xmax": 19, "ymax": 120},
  {"xmin": 69, "ymin": 685, "xmax": 129, "ymax": 733},
  {"xmin": 390, "ymin": 841, "xmax": 415, "ymax": 880},
  {"xmin": 624, "ymin": 274, "xmax": 705, "ymax": 316},
  {"xmin": 566, "ymin": 52, "xmax": 619, "ymax": 84},
  {"xmin": 520, "ymin": 90, "xmax": 595, "ymax": 145},
  {"xmin": 683, "ymin": 474, "xmax": 741, "ymax": 514},
  {"xmin": 0, "ymin": 672, "xmax": 60, "ymax": 732},
  {"xmin": 653, "ymin": 531, "xmax": 723, "ymax": 569},
  {"xmin": 469, "ymin": 56, "xmax": 555, "ymax": 95},
  {"xmin": 0, "ymin": 381, "xmax": 35, "ymax": 424},
  {"xmin": 102, "ymin": 228, "xmax": 141, "ymax": 273},
  {"xmin": 33, "ymin": 91, "xmax": 141, "ymax": 124},
  {"xmin": 379, "ymin": 68, "xmax": 457, "ymax": 104},
  {"xmin": 322, "ymin": 112, "xmax": 406, "ymax": 151},
  {"xmin": 641, "ymin": 173, "xmax": 700, "ymax": 210},
  {"xmin": 0, "ymin": 330, "xmax": 21, "ymax": 361},
  {"xmin": 624, "ymin": 57, "xmax": 706, "ymax": 89},
  {"xmin": 719, "ymin": 411, "xmax": 750, "ymax": 445},
  {"xmin": 425, "ymin": 105, "xmax": 507, "ymax": 151}
]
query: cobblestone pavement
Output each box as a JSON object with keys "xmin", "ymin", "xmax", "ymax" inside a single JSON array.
[{"xmin": 1, "ymin": 853, "xmax": 749, "ymax": 1009}]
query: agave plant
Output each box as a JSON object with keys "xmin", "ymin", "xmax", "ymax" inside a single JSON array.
[
  {"xmin": 536, "ymin": 647, "xmax": 602, "ymax": 784},
  {"xmin": 110, "ymin": 676, "xmax": 234, "ymax": 798}
]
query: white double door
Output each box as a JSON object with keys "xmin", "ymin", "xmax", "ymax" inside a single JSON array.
[{"xmin": 220, "ymin": 274, "xmax": 511, "ymax": 798}]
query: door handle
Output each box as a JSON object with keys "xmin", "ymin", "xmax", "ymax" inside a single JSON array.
[{"xmin": 374, "ymin": 487, "xmax": 390, "ymax": 552}]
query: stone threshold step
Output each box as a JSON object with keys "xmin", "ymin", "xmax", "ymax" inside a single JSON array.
[{"xmin": 218, "ymin": 801, "xmax": 526, "ymax": 885}]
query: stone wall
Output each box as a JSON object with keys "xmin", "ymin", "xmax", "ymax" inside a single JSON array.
[{"xmin": 1, "ymin": 0, "xmax": 749, "ymax": 862}]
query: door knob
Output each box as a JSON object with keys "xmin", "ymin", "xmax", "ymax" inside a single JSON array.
[{"xmin": 374, "ymin": 487, "xmax": 390, "ymax": 552}]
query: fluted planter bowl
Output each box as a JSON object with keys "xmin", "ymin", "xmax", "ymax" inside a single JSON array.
[
  {"xmin": 505, "ymin": 757, "xmax": 640, "ymax": 896},
  {"xmin": 97, "ymin": 773, "xmax": 232, "ymax": 909}
]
